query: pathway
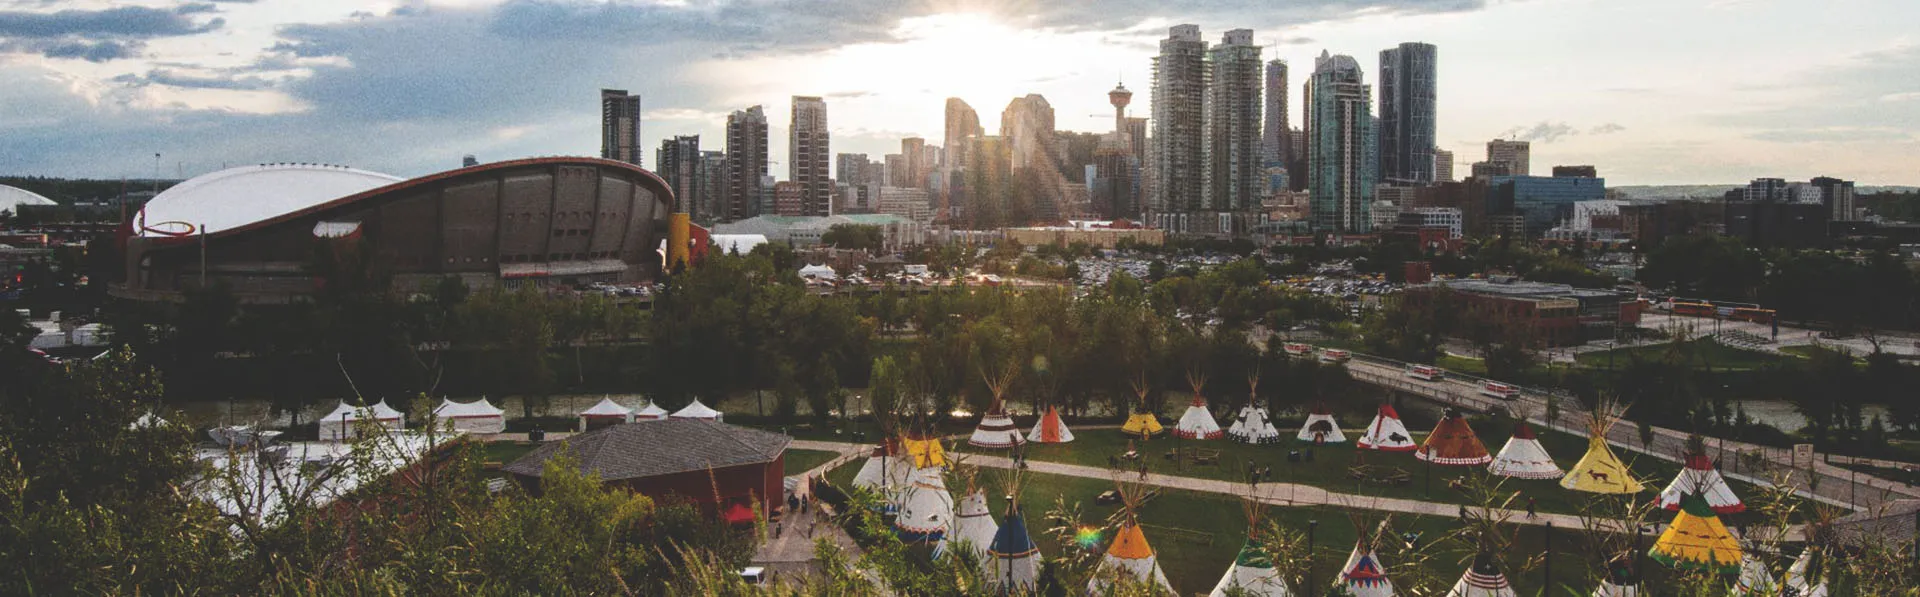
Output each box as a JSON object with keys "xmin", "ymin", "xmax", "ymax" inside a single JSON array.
[{"xmin": 750, "ymin": 442, "xmax": 869, "ymax": 589}]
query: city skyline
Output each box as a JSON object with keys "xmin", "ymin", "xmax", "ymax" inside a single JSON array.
[{"xmin": 0, "ymin": 0, "xmax": 1916, "ymax": 185}]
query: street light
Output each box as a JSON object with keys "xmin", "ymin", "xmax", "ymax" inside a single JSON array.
[{"xmin": 1307, "ymin": 519, "xmax": 1319, "ymax": 592}]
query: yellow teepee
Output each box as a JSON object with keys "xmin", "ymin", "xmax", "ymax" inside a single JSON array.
[
  {"xmin": 1649, "ymin": 492, "xmax": 1743, "ymax": 574},
  {"xmin": 904, "ymin": 436, "xmax": 947, "ymax": 469},
  {"xmin": 1121, "ymin": 377, "xmax": 1163, "ymax": 438},
  {"xmin": 1560, "ymin": 406, "xmax": 1644, "ymax": 494}
]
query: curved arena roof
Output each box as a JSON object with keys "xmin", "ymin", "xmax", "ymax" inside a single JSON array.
[
  {"xmin": 0, "ymin": 183, "xmax": 58, "ymax": 215},
  {"xmin": 136, "ymin": 164, "xmax": 404, "ymax": 237}
]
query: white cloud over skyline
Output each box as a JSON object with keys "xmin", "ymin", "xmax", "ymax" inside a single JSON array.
[{"xmin": 0, "ymin": 0, "xmax": 1916, "ymax": 185}]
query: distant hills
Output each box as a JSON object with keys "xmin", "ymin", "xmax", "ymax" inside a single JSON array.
[{"xmin": 1613, "ymin": 185, "xmax": 1919, "ymax": 200}]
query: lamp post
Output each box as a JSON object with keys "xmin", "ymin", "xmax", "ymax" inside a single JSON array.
[
  {"xmin": 1307, "ymin": 519, "xmax": 1319, "ymax": 592},
  {"xmin": 1544, "ymin": 520, "xmax": 1554, "ymax": 592}
]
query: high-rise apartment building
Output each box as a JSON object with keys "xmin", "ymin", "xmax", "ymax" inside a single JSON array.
[
  {"xmin": 600, "ymin": 89, "xmax": 642, "ymax": 166},
  {"xmin": 1433, "ymin": 148, "xmax": 1455, "ymax": 182},
  {"xmin": 1151, "ymin": 24, "xmax": 1208, "ymax": 216},
  {"xmin": 1263, "ymin": 59, "xmax": 1290, "ymax": 167},
  {"xmin": 1306, "ymin": 51, "xmax": 1377, "ymax": 233},
  {"xmin": 1378, "ymin": 42, "xmax": 1437, "ymax": 184},
  {"xmin": 698, "ymin": 151, "xmax": 727, "ymax": 225},
  {"xmin": 942, "ymin": 98, "xmax": 983, "ymax": 221},
  {"xmin": 1204, "ymin": 29, "xmax": 1263, "ymax": 213},
  {"xmin": 883, "ymin": 154, "xmax": 908, "ymax": 188},
  {"xmin": 1487, "ymin": 139, "xmax": 1530, "ymax": 176},
  {"xmin": 789, "ymin": 96, "xmax": 831, "ymax": 216},
  {"xmin": 724, "ymin": 105, "xmax": 769, "ymax": 221},
  {"xmin": 836, "ymin": 153, "xmax": 875, "ymax": 213},
  {"xmin": 1001, "ymin": 94, "xmax": 1056, "ymax": 170},
  {"xmin": 655, "ymin": 135, "xmax": 704, "ymax": 219},
  {"xmin": 1811, "ymin": 176, "xmax": 1858, "ymax": 221},
  {"xmin": 900, "ymin": 137, "xmax": 927, "ymax": 190}
]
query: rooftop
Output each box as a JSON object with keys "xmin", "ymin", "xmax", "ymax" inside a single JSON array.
[
  {"xmin": 135, "ymin": 164, "xmax": 403, "ymax": 237},
  {"xmin": 502, "ymin": 418, "xmax": 789, "ymax": 481}
]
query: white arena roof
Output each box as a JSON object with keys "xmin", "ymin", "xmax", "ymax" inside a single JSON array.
[
  {"xmin": 0, "ymin": 184, "xmax": 57, "ymax": 215},
  {"xmin": 136, "ymin": 163, "xmax": 403, "ymax": 237}
]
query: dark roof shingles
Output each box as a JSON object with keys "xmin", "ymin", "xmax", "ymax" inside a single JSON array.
[{"xmin": 502, "ymin": 419, "xmax": 790, "ymax": 481}]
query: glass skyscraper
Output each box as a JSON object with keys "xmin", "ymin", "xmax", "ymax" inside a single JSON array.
[
  {"xmin": 1307, "ymin": 51, "xmax": 1377, "ymax": 233},
  {"xmin": 1378, "ymin": 42, "xmax": 1436, "ymax": 185}
]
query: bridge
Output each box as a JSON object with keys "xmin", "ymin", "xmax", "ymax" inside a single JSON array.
[{"xmin": 1333, "ymin": 350, "xmax": 1920, "ymax": 513}]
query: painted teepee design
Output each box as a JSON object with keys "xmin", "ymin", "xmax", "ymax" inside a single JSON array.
[
  {"xmin": 1447, "ymin": 551, "xmax": 1518, "ymax": 597},
  {"xmin": 1357, "ymin": 403, "xmax": 1418, "ymax": 452},
  {"xmin": 1589, "ymin": 553, "xmax": 1641, "ymax": 597},
  {"xmin": 1173, "ymin": 369, "xmax": 1223, "ymax": 440},
  {"xmin": 852, "ymin": 436, "xmax": 913, "ymax": 506},
  {"xmin": 1088, "ymin": 479, "xmax": 1175, "ymax": 595},
  {"xmin": 1336, "ymin": 519, "xmax": 1395, "ymax": 597},
  {"xmin": 1121, "ymin": 376, "xmax": 1164, "ymax": 438},
  {"xmin": 985, "ymin": 472, "xmax": 1042, "ymax": 594},
  {"xmin": 1226, "ymin": 371, "xmax": 1282, "ymax": 444},
  {"xmin": 1648, "ymin": 491, "xmax": 1743, "ymax": 574},
  {"xmin": 1785, "ymin": 546, "xmax": 1829, "ymax": 597},
  {"xmin": 968, "ymin": 368, "xmax": 1027, "ymax": 449},
  {"xmin": 1561, "ymin": 404, "xmax": 1645, "ymax": 494},
  {"xmin": 1418, "ymin": 408, "xmax": 1493, "ymax": 465},
  {"xmin": 1658, "ymin": 436, "xmax": 1743, "ymax": 514},
  {"xmin": 893, "ymin": 465, "xmax": 954, "ymax": 543},
  {"xmin": 1297, "ymin": 404, "xmax": 1347, "ymax": 444},
  {"xmin": 934, "ymin": 473, "xmax": 997, "ymax": 567},
  {"xmin": 1209, "ymin": 496, "xmax": 1292, "ymax": 597},
  {"xmin": 1734, "ymin": 553, "xmax": 1778, "ymax": 595},
  {"xmin": 1026, "ymin": 404, "xmax": 1075, "ymax": 443},
  {"xmin": 1489, "ymin": 419, "xmax": 1564, "ymax": 479}
]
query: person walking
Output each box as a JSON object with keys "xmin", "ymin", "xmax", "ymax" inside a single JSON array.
[{"xmin": 1526, "ymin": 497, "xmax": 1538, "ymax": 519}]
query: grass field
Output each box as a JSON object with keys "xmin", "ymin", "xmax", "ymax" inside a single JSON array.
[
  {"xmin": 822, "ymin": 460, "xmax": 1685, "ymax": 595},
  {"xmin": 1574, "ymin": 341, "xmax": 1788, "ymax": 371},
  {"xmin": 783, "ymin": 449, "xmax": 845, "ymax": 477},
  {"xmin": 480, "ymin": 440, "xmax": 539, "ymax": 466}
]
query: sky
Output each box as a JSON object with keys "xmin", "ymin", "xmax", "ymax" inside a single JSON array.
[{"xmin": 0, "ymin": 0, "xmax": 1916, "ymax": 186}]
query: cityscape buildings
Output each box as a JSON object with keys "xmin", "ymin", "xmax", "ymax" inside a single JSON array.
[
  {"xmin": 1306, "ymin": 50, "xmax": 1377, "ymax": 233},
  {"xmin": 655, "ymin": 135, "xmax": 705, "ymax": 221},
  {"xmin": 1434, "ymin": 148, "xmax": 1455, "ymax": 182},
  {"xmin": 901, "ymin": 137, "xmax": 928, "ymax": 190},
  {"xmin": 1095, "ymin": 83, "xmax": 1141, "ymax": 220},
  {"xmin": 1204, "ymin": 29, "xmax": 1264, "ymax": 213},
  {"xmin": 600, "ymin": 89, "xmax": 643, "ymax": 166},
  {"xmin": 698, "ymin": 151, "xmax": 727, "ymax": 225},
  {"xmin": 725, "ymin": 105, "xmax": 769, "ymax": 221},
  {"xmin": 1263, "ymin": 59, "xmax": 1289, "ymax": 167},
  {"xmin": 943, "ymin": 98, "xmax": 983, "ymax": 220},
  {"xmin": 1378, "ymin": 42, "xmax": 1437, "ymax": 185},
  {"xmin": 1487, "ymin": 139, "xmax": 1531, "ymax": 177},
  {"xmin": 1151, "ymin": 25, "xmax": 1208, "ymax": 218},
  {"xmin": 790, "ymin": 96, "xmax": 832, "ymax": 216}
]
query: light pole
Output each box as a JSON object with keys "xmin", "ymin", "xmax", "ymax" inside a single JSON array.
[{"xmin": 1307, "ymin": 519, "xmax": 1319, "ymax": 592}]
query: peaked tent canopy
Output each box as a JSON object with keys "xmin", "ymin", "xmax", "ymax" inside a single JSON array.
[
  {"xmin": 1734, "ymin": 555, "xmax": 1777, "ymax": 594},
  {"xmin": 1087, "ymin": 522, "xmax": 1175, "ymax": 594},
  {"xmin": 986, "ymin": 497, "xmax": 1042, "ymax": 593},
  {"xmin": 852, "ymin": 440, "xmax": 913, "ymax": 495},
  {"xmin": 1447, "ymin": 552, "xmax": 1518, "ymax": 597},
  {"xmin": 968, "ymin": 399, "xmax": 1026, "ymax": 449},
  {"xmin": 936, "ymin": 490, "xmax": 998, "ymax": 566},
  {"xmin": 1173, "ymin": 394, "xmax": 1224, "ymax": 440},
  {"xmin": 1785, "ymin": 547, "xmax": 1829, "ymax": 597},
  {"xmin": 903, "ymin": 437, "xmax": 947, "ymax": 469},
  {"xmin": 318, "ymin": 400, "xmax": 406, "ymax": 441},
  {"xmin": 632, "ymin": 401, "xmax": 669, "ymax": 420},
  {"xmin": 893, "ymin": 466, "xmax": 954, "ymax": 543},
  {"xmin": 1489, "ymin": 421, "xmax": 1564, "ymax": 479},
  {"xmin": 1648, "ymin": 493, "xmax": 1744, "ymax": 574},
  {"xmin": 1297, "ymin": 406, "xmax": 1347, "ymax": 444},
  {"xmin": 1026, "ymin": 405, "xmax": 1075, "ymax": 443},
  {"xmin": 1357, "ymin": 404, "xmax": 1417, "ymax": 452},
  {"xmin": 1561, "ymin": 435, "xmax": 1644, "ymax": 494},
  {"xmin": 433, "ymin": 397, "xmax": 507, "ymax": 434},
  {"xmin": 1337, "ymin": 542, "xmax": 1395, "ymax": 597},
  {"xmin": 1658, "ymin": 453, "xmax": 1744, "ymax": 514},
  {"xmin": 1209, "ymin": 538, "xmax": 1293, "ymax": 596},
  {"xmin": 1122, "ymin": 410, "xmax": 1164, "ymax": 438},
  {"xmin": 1227, "ymin": 403, "xmax": 1283, "ymax": 444},
  {"xmin": 1417, "ymin": 409, "xmax": 1493, "ymax": 465},
  {"xmin": 578, "ymin": 397, "xmax": 635, "ymax": 431},
  {"xmin": 670, "ymin": 398, "xmax": 723, "ymax": 421}
]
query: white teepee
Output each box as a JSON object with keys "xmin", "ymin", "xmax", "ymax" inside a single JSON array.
[
  {"xmin": 1784, "ymin": 547, "xmax": 1828, "ymax": 597},
  {"xmin": 1172, "ymin": 371, "xmax": 1223, "ymax": 440},
  {"xmin": 1026, "ymin": 405, "xmax": 1075, "ymax": 443},
  {"xmin": 851, "ymin": 441, "xmax": 913, "ymax": 499},
  {"xmin": 986, "ymin": 475, "xmax": 1042, "ymax": 594},
  {"xmin": 1228, "ymin": 403, "xmax": 1283, "ymax": 444},
  {"xmin": 1590, "ymin": 554, "xmax": 1641, "ymax": 597},
  {"xmin": 893, "ymin": 466, "xmax": 954, "ymax": 543},
  {"xmin": 1337, "ymin": 541, "xmax": 1395, "ymax": 597},
  {"xmin": 1087, "ymin": 481, "xmax": 1175, "ymax": 595},
  {"xmin": 1734, "ymin": 554, "xmax": 1777, "ymax": 594},
  {"xmin": 1357, "ymin": 403, "xmax": 1417, "ymax": 452},
  {"xmin": 1447, "ymin": 552, "xmax": 1518, "ymax": 597},
  {"xmin": 1658, "ymin": 451, "xmax": 1744, "ymax": 514},
  {"xmin": 936, "ymin": 489, "xmax": 998, "ymax": 567},
  {"xmin": 968, "ymin": 371, "xmax": 1026, "ymax": 448},
  {"xmin": 1297, "ymin": 406, "xmax": 1347, "ymax": 444},
  {"xmin": 1209, "ymin": 498, "xmax": 1292, "ymax": 596},
  {"xmin": 1489, "ymin": 420, "xmax": 1564, "ymax": 479}
]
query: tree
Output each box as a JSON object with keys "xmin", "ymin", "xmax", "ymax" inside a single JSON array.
[{"xmin": 819, "ymin": 224, "xmax": 886, "ymax": 252}]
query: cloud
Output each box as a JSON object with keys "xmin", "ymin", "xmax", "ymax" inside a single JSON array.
[
  {"xmin": 1589, "ymin": 123, "xmax": 1626, "ymax": 135},
  {"xmin": 1710, "ymin": 44, "xmax": 1920, "ymax": 133},
  {"xmin": 1748, "ymin": 128, "xmax": 1913, "ymax": 144},
  {"xmin": 113, "ymin": 68, "xmax": 276, "ymax": 91},
  {"xmin": 1880, "ymin": 91, "xmax": 1920, "ymax": 103},
  {"xmin": 1500, "ymin": 121, "xmax": 1579, "ymax": 143},
  {"xmin": 0, "ymin": 5, "xmax": 223, "ymax": 61}
]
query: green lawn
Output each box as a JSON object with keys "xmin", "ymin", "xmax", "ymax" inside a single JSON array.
[
  {"xmin": 822, "ymin": 460, "xmax": 1678, "ymax": 595},
  {"xmin": 784, "ymin": 449, "xmax": 844, "ymax": 477},
  {"xmin": 1435, "ymin": 354, "xmax": 1488, "ymax": 376},
  {"xmin": 1574, "ymin": 341, "xmax": 1788, "ymax": 371},
  {"xmin": 481, "ymin": 440, "xmax": 539, "ymax": 466}
]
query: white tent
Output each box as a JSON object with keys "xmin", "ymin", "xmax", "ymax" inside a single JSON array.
[
  {"xmin": 1657, "ymin": 453, "xmax": 1744, "ymax": 514},
  {"xmin": 1356, "ymin": 404, "xmax": 1417, "ymax": 452},
  {"xmin": 1297, "ymin": 407, "xmax": 1347, "ymax": 444},
  {"xmin": 894, "ymin": 466, "xmax": 954, "ymax": 543},
  {"xmin": 852, "ymin": 443, "xmax": 913, "ymax": 500},
  {"xmin": 1446, "ymin": 553, "xmax": 1518, "ymax": 597},
  {"xmin": 1488, "ymin": 421, "xmax": 1564, "ymax": 479},
  {"xmin": 1785, "ymin": 548, "xmax": 1828, "ymax": 597},
  {"xmin": 986, "ymin": 500, "xmax": 1042, "ymax": 594},
  {"xmin": 1590, "ymin": 555, "xmax": 1640, "ymax": 597},
  {"xmin": 1209, "ymin": 540, "xmax": 1293, "ymax": 596},
  {"xmin": 968, "ymin": 401, "xmax": 1026, "ymax": 449},
  {"xmin": 671, "ymin": 398, "xmax": 723, "ymax": 421},
  {"xmin": 1734, "ymin": 555, "xmax": 1776, "ymax": 594},
  {"xmin": 1173, "ymin": 395, "xmax": 1223, "ymax": 440},
  {"xmin": 433, "ymin": 397, "xmax": 507, "ymax": 434},
  {"xmin": 935, "ymin": 490, "xmax": 998, "ymax": 567},
  {"xmin": 318, "ymin": 400, "xmax": 405, "ymax": 441},
  {"xmin": 1226, "ymin": 403, "xmax": 1282, "ymax": 444},
  {"xmin": 1338, "ymin": 543, "xmax": 1395, "ymax": 597},
  {"xmin": 130, "ymin": 412, "xmax": 169, "ymax": 430},
  {"xmin": 578, "ymin": 397, "xmax": 634, "ymax": 431},
  {"xmin": 1026, "ymin": 405, "xmax": 1075, "ymax": 443},
  {"xmin": 632, "ymin": 401, "xmax": 669, "ymax": 420},
  {"xmin": 1087, "ymin": 522, "xmax": 1175, "ymax": 595},
  {"xmin": 798, "ymin": 264, "xmax": 837, "ymax": 279}
]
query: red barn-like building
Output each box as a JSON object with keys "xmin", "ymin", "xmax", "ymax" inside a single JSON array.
[{"xmin": 503, "ymin": 419, "xmax": 789, "ymax": 521}]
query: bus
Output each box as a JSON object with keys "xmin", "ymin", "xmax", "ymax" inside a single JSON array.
[
  {"xmin": 1406, "ymin": 365, "xmax": 1444, "ymax": 381},
  {"xmin": 1480, "ymin": 382, "xmax": 1521, "ymax": 400},
  {"xmin": 1669, "ymin": 301, "xmax": 1716, "ymax": 317},
  {"xmin": 1320, "ymin": 349, "xmax": 1351, "ymax": 363},
  {"xmin": 1283, "ymin": 342, "xmax": 1313, "ymax": 357},
  {"xmin": 1729, "ymin": 307, "xmax": 1776, "ymax": 324}
]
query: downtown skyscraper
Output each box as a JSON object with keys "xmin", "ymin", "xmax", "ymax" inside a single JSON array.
[
  {"xmin": 1307, "ymin": 51, "xmax": 1377, "ymax": 233},
  {"xmin": 789, "ymin": 96, "xmax": 831, "ymax": 216},
  {"xmin": 655, "ymin": 135, "xmax": 705, "ymax": 220},
  {"xmin": 941, "ymin": 98, "xmax": 983, "ymax": 219},
  {"xmin": 724, "ymin": 105, "xmax": 768, "ymax": 221},
  {"xmin": 1263, "ymin": 59, "xmax": 1289, "ymax": 167},
  {"xmin": 600, "ymin": 89, "xmax": 642, "ymax": 166},
  {"xmin": 1204, "ymin": 29, "xmax": 1264, "ymax": 212},
  {"xmin": 1151, "ymin": 24, "xmax": 1207, "ymax": 216},
  {"xmin": 1378, "ymin": 42, "xmax": 1437, "ymax": 184}
]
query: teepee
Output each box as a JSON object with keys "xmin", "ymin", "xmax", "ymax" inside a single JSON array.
[
  {"xmin": 1489, "ymin": 419, "xmax": 1564, "ymax": 479},
  {"xmin": 1734, "ymin": 554, "xmax": 1778, "ymax": 595},
  {"xmin": 1336, "ymin": 519, "xmax": 1395, "ymax": 597},
  {"xmin": 1297, "ymin": 404, "xmax": 1347, "ymax": 444},
  {"xmin": 852, "ymin": 438, "xmax": 913, "ymax": 496},
  {"xmin": 1784, "ymin": 547, "xmax": 1829, "ymax": 597},
  {"xmin": 1417, "ymin": 409, "xmax": 1493, "ymax": 465},
  {"xmin": 1172, "ymin": 370, "xmax": 1224, "ymax": 440},
  {"xmin": 903, "ymin": 435, "xmax": 948, "ymax": 470},
  {"xmin": 1357, "ymin": 403, "xmax": 1417, "ymax": 452},
  {"xmin": 1447, "ymin": 551, "xmax": 1518, "ymax": 597},
  {"xmin": 1561, "ymin": 405, "xmax": 1645, "ymax": 494},
  {"xmin": 936, "ymin": 476, "xmax": 998, "ymax": 567},
  {"xmin": 1121, "ymin": 377, "xmax": 1164, "ymax": 438},
  {"xmin": 1589, "ymin": 553, "xmax": 1641, "ymax": 597},
  {"xmin": 1226, "ymin": 371, "xmax": 1282, "ymax": 444},
  {"xmin": 985, "ymin": 472, "xmax": 1042, "ymax": 594},
  {"xmin": 1027, "ymin": 404, "xmax": 1075, "ymax": 443},
  {"xmin": 1658, "ymin": 437, "xmax": 1743, "ymax": 514},
  {"xmin": 1087, "ymin": 479, "xmax": 1175, "ymax": 595},
  {"xmin": 968, "ymin": 369, "xmax": 1027, "ymax": 449},
  {"xmin": 894, "ymin": 465, "xmax": 955, "ymax": 543},
  {"xmin": 1209, "ymin": 496, "xmax": 1293, "ymax": 596},
  {"xmin": 1648, "ymin": 491, "xmax": 1743, "ymax": 574}
]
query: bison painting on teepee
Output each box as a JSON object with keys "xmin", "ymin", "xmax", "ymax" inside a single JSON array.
[
  {"xmin": 968, "ymin": 366, "xmax": 1026, "ymax": 449},
  {"xmin": 1561, "ymin": 400, "xmax": 1645, "ymax": 494},
  {"xmin": 1227, "ymin": 370, "xmax": 1282, "ymax": 444},
  {"xmin": 1027, "ymin": 404, "xmax": 1074, "ymax": 443},
  {"xmin": 1488, "ymin": 415, "xmax": 1563, "ymax": 479},
  {"xmin": 1172, "ymin": 369, "xmax": 1224, "ymax": 440},
  {"xmin": 1657, "ymin": 435, "xmax": 1743, "ymax": 514},
  {"xmin": 1357, "ymin": 403, "xmax": 1417, "ymax": 452},
  {"xmin": 1417, "ymin": 408, "xmax": 1493, "ymax": 465},
  {"xmin": 1209, "ymin": 488, "xmax": 1293, "ymax": 596},
  {"xmin": 1121, "ymin": 375, "xmax": 1165, "ymax": 439},
  {"xmin": 985, "ymin": 470, "xmax": 1042, "ymax": 594},
  {"xmin": 1297, "ymin": 403, "xmax": 1346, "ymax": 444},
  {"xmin": 1087, "ymin": 477, "xmax": 1175, "ymax": 595}
]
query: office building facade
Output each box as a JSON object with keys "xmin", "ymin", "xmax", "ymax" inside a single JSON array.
[
  {"xmin": 1378, "ymin": 42, "xmax": 1437, "ymax": 184},
  {"xmin": 655, "ymin": 135, "xmax": 705, "ymax": 220},
  {"xmin": 1263, "ymin": 59, "xmax": 1290, "ymax": 167},
  {"xmin": 600, "ymin": 89, "xmax": 643, "ymax": 166},
  {"xmin": 1488, "ymin": 175, "xmax": 1607, "ymax": 236},
  {"xmin": 1486, "ymin": 139, "xmax": 1530, "ymax": 176},
  {"xmin": 1434, "ymin": 148, "xmax": 1454, "ymax": 182},
  {"xmin": 789, "ymin": 96, "xmax": 832, "ymax": 216},
  {"xmin": 724, "ymin": 105, "xmax": 769, "ymax": 221},
  {"xmin": 1306, "ymin": 51, "xmax": 1377, "ymax": 233}
]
